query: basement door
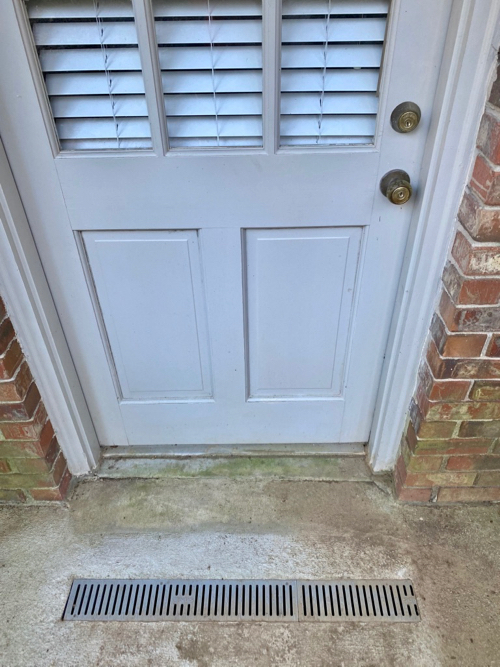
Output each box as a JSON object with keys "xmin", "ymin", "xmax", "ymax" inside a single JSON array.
[{"xmin": 0, "ymin": 0, "xmax": 452, "ymax": 446}]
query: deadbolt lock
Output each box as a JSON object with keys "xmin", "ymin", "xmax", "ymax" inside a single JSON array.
[
  {"xmin": 391, "ymin": 102, "xmax": 421, "ymax": 133},
  {"xmin": 380, "ymin": 170, "xmax": 412, "ymax": 205}
]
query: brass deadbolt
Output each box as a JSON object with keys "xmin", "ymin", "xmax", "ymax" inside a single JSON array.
[
  {"xmin": 391, "ymin": 102, "xmax": 421, "ymax": 133},
  {"xmin": 380, "ymin": 169, "xmax": 412, "ymax": 205}
]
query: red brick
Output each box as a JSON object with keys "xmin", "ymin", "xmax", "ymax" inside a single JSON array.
[
  {"xmin": 438, "ymin": 487, "xmax": 500, "ymax": 502},
  {"xmin": 12, "ymin": 438, "xmax": 60, "ymax": 473},
  {"xmin": 396, "ymin": 486, "xmax": 432, "ymax": 503},
  {"xmin": 0, "ymin": 421, "xmax": 55, "ymax": 458},
  {"xmin": 411, "ymin": 438, "xmax": 492, "ymax": 455},
  {"xmin": 420, "ymin": 446, "xmax": 491, "ymax": 456},
  {"xmin": 477, "ymin": 110, "xmax": 500, "ymax": 165},
  {"xmin": 417, "ymin": 419, "xmax": 457, "ymax": 439},
  {"xmin": 0, "ymin": 489, "xmax": 27, "ymax": 503},
  {"xmin": 50, "ymin": 451, "xmax": 68, "ymax": 487},
  {"xmin": 459, "ymin": 421, "xmax": 500, "ymax": 438},
  {"xmin": 486, "ymin": 335, "xmax": 500, "ymax": 357},
  {"xmin": 0, "ymin": 401, "xmax": 47, "ymax": 440},
  {"xmin": 0, "ymin": 340, "xmax": 23, "ymax": 381},
  {"xmin": 426, "ymin": 339, "xmax": 457, "ymax": 379},
  {"xmin": 431, "ymin": 310, "xmax": 487, "ymax": 353},
  {"xmin": 441, "ymin": 262, "xmax": 500, "ymax": 306},
  {"xmin": 470, "ymin": 157, "xmax": 500, "ymax": 207},
  {"xmin": 448, "ymin": 455, "xmax": 500, "ymax": 471},
  {"xmin": 459, "ymin": 186, "xmax": 500, "ymax": 240},
  {"xmin": 0, "ymin": 318, "xmax": 15, "ymax": 357},
  {"xmin": 452, "ymin": 229, "xmax": 500, "ymax": 276},
  {"xmin": 0, "ymin": 383, "xmax": 41, "ymax": 422},
  {"xmin": 406, "ymin": 456, "xmax": 443, "ymax": 473},
  {"xmin": 424, "ymin": 342, "xmax": 500, "ymax": 380},
  {"xmin": 452, "ymin": 358, "xmax": 500, "ymax": 379},
  {"xmin": 405, "ymin": 471, "xmax": 476, "ymax": 487},
  {"xmin": 0, "ymin": 459, "xmax": 11, "ymax": 473},
  {"xmin": 0, "ymin": 362, "xmax": 33, "ymax": 403},
  {"xmin": 426, "ymin": 400, "xmax": 500, "ymax": 421},
  {"xmin": 470, "ymin": 380, "xmax": 500, "ymax": 400},
  {"xmin": 395, "ymin": 453, "xmax": 407, "ymax": 488},
  {"xmin": 476, "ymin": 471, "xmax": 500, "ymax": 485},
  {"xmin": 428, "ymin": 380, "xmax": 471, "ymax": 402},
  {"xmin": 439, "ymin": 289, "xmax": 500, "ymax": 332},
  {"xmin": 459, "ymin": 277, "xmax": 500, "ymax": 305},
  {"xmin": 30, "ymin": 467, "xmax": 72, "ymax": 502}
]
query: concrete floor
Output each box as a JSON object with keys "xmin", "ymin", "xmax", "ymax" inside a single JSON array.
[{"xmin": 1, "ymin": 464, "xmax": 500, "ymax": 666}]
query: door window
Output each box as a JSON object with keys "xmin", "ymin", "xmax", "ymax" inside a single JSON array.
[
  {"xmin": 24, "ymin": 0, "xmax": 389, "ymax": 153},
  {"xmin": 152, "ymin": 0, "xmax": 263, "ymax": 148},
  {"xmin": 25, "ymin": 0, "xmax": 153, "ymax": 150},
  {"xmin": 280, "ymin": 0, "xmax": 389, "ymax": 146}
]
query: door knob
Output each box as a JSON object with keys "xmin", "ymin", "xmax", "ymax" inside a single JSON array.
[{"xmin": 380, "ymin": 169, "xmax": 412, "ymax": 205}]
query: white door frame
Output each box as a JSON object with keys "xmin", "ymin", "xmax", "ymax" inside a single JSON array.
[
  {"xmin": 369, "ymin": 0, "xmax": 500, "ymax": 471},
  {"xmin": 0, "ymin": 0, "xmax": 498, "ymax": 474}
]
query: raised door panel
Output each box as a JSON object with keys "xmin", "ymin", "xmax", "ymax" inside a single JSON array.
[
  {"xmin": 83, "ymin": 230, "xmax": 213, "ymax": 400},
  {"xmin": 245, "ymin": 227, "xmax": 362, "ymax": 399}
]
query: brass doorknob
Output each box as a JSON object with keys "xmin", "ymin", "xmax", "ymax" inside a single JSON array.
[{"xmin": 380, "ymin": 169, "xmax": 412, "ymax": 205}]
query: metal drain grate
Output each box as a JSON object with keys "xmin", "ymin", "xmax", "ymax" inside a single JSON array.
[
  {"xmin": 298, "ymin": 580, "xmax": 419, "ymax": 622},
  {"xmin": 63, "ymin": 579, "xmax": 297, "ymax": 622},
  {"xmin": 63, "ymin": 579, "xmax": 420, "ymax": 623}
]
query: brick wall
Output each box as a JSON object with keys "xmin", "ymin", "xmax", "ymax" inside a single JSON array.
[
  {"xmin": 396, "ymin": 63, "xmax": 500, "ymax": 503},
  {"xmin": 0, "ymin": 296, "xmax": 72, "ymax": 502}
]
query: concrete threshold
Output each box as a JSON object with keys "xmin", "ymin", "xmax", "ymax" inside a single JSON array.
[{"xmin": 98, "ymin": 451, "xmax": 376, "ymax": 484}]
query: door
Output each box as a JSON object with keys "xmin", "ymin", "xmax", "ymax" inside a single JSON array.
[{"xmin": 0, "ymin": 0, "xmax": 452, "ymax": 446}]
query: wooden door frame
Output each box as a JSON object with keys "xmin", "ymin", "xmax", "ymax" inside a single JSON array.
[{"xmin": 0, "ymin": 0, "xmax": 498, "ymax": 474}]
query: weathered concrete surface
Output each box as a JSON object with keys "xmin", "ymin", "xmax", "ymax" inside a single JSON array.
[
  {"xmin": 1, "ymin": 476, "xmax": 500, "ymax": 666},
  {"xmin": 98, "ymin": 454, "xmax": 373, "ymax": 482}
]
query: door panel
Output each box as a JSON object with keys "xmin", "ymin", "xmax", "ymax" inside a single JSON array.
[
  {"xmin": 0, "ymin": 0, "xmax": 453, "ymax": 447},
  {"xmin": 245, "ymin": 227, "xmax": 361, "ymax": 399},
  {"xmin": 83, "ymin": 230, "xmax": 213, "ymax": 400}
]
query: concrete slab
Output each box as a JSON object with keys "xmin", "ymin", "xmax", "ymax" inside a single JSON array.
[{"xmin": 1, "ymin": 476, "xmax": 500, "ymax": 666}]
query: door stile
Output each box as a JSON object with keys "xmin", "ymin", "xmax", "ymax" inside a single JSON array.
[
  {"xmin": 11, "ymin": 0, "xmax": 61, "ymax": 158},
  {"xmin": 262, "ymin": 0, "xmax": 281, "ymax": 154},
  {"xmin": 132, "ymin": 0, "xmax": 169, "ymax": 155}
]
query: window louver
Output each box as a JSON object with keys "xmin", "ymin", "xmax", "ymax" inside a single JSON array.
[
  {"xmin": 26, "ymin": 0, "xmax": 152, "ymax": 151},
  {"xmin": 280, "ymin": 0, "xmax": 389, "ymax": 146},
  {"xmin": 152, "ymin": 0, "xmax": 263, "ymax": 148}
]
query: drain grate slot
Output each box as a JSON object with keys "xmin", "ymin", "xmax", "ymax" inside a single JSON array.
[
  {"xmin": 63, "ymin": 579, "xmax": 297, "ymax": 622},
  {"xmin": 297, "ymin": 580, "xmax": 419, "ymax": 622},
  {"xmin": 63, "ymin": 579, "xmax": 419, "ymax": 622}
]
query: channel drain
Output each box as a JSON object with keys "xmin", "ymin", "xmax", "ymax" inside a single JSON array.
[
  {"xmin": 63, "ymin": 579, "xmax": 420, "ymax": 622},
  {"xmin": 298, "ymin": 580, "xmax": 419, "ymax": 622},
  {"xmin": 63, "ymin": 579, "xmax": 297, "ymax": 622}
]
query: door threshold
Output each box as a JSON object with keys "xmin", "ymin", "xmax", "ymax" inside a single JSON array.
[
  {"xmin": 97, "ymin": 446, "xmax": 372, "ymax": 482},
  {"xmin": 101, "ymin": 443, "xmax": 365, "ymax": 460}
]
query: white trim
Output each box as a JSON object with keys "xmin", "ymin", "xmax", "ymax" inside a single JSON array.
[
  {"xmin": 0, "ymin": 140, "xmax": 99, "ymax": 474},
  {"xmin": 369, "ymin": 0, "xmax": 500, "ymax": 471}
]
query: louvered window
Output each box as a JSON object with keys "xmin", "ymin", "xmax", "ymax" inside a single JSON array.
[
  {"xmin": 280, "ymin": 0, "xmax": 389, "ymax": 146},
  {"xmin": 152, "ymin": 0, "xmax": 263, "ymax": 148},
  {"xmin": 25, "ymin": 0, "xmax": 152, "ymax": 151}
]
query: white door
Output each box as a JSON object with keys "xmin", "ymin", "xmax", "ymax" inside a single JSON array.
[{"xmin": 0, "ymin": 0, "xmax": 452, "ymax": 446}]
